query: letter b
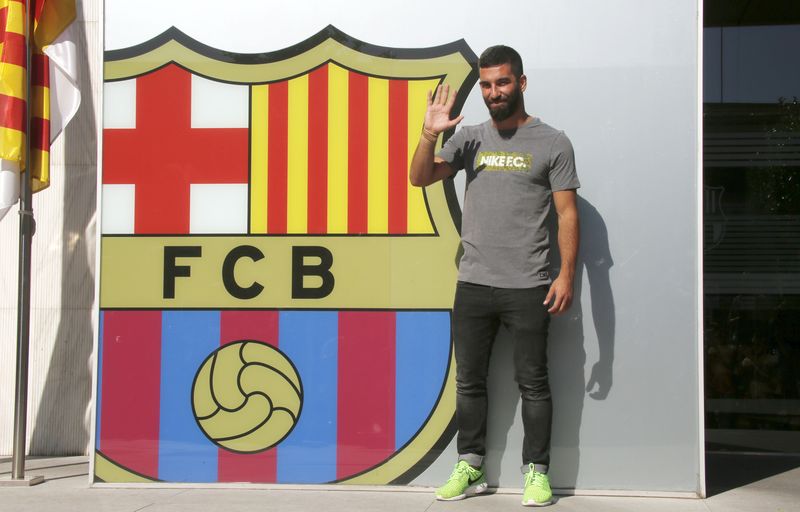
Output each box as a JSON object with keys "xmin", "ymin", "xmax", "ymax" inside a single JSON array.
[{"xmin": 292, "ymin": 246, "xmax": 334, "ymax": 299}]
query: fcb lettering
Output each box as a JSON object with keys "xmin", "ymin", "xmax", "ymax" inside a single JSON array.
[{"xmin": 162, "ymin": 244, "xmax": 335, "ymax": 300}]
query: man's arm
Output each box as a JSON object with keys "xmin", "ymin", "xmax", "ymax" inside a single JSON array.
[
  {"xmin": 544, "ymin": 189, "xmax": 579, "ymax": 314},
  {"xmin": 409, "ymin": 84, "xmax": 462, "ymax": 187},
  {"xmin": 410, "ymin": 146, "xmax": 454, "ymax": 187}
]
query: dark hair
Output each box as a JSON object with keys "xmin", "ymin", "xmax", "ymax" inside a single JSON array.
[{"xmin": 478, "ymin": 45, "xmax": 524, "ymax": 78}]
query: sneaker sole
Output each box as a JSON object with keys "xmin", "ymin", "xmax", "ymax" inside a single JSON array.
[
  {"xmin": 436, "ymin": 481, "xmax": 489, "ymax": 501},
  {"xmin": 521, "ymin": 498, "xmax": 552, "ymax": 507}
]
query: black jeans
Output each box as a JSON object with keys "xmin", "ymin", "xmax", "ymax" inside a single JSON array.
[{"xmin": 452, "ymin": 281, "xmax": 552, "ymax": 470}]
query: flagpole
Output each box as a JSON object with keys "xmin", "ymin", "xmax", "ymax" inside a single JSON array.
[{"xmin": 8, "ymin": 0, "xmax": 43, "ymax": 486}]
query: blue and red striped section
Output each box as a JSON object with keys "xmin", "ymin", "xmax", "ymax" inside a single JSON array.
[{"xmin": 96, "ymin": 309, "xmax": 450, "ymax": 483}]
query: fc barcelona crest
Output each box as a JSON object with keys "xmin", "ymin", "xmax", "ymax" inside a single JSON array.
[{"xmin": 95, "ymin": 26, "xmax": 477, "ymax": 484}]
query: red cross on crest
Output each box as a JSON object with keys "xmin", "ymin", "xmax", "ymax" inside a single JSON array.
[{"xmin": 103, "ymin": 64, "xmax": 249, "ymax": 234}]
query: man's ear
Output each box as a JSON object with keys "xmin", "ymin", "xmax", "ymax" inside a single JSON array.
[{"xmin": 519, "ymin": 74, "xmax": 527, "ymax": 92}]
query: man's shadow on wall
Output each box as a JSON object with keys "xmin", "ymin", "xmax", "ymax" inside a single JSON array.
[{"xmin": 482, "ymin": 195, "xmax": 615, "ymax": 489}]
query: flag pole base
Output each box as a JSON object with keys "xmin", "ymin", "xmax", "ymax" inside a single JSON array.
[{"xmin": 0, "ymin": 475, "xmax": 45, "ymax": 487}]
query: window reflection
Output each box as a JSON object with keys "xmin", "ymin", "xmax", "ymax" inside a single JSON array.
[{"xmin": 703, "ymin": 22, "xmax": 800, "ymax": 450}]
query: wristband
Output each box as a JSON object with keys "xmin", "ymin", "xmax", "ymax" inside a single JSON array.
[{"xmin": 421, "ymin": 128, "xmax": 439, "ymax": 143}]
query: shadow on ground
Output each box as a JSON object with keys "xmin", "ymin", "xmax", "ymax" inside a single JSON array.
[{"xmin": 705, "ymin": 450, "xmax": 800, "ymax": 497}]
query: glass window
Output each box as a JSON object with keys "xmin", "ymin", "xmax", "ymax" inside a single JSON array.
[{"xmin": 704, "ymin": 20, "xmax": 800, "ymax": 451}]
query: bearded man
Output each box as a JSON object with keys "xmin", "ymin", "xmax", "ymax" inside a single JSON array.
[{"xmin": 409, "ymin": 45, "xmax": 580, "ymax": 507}]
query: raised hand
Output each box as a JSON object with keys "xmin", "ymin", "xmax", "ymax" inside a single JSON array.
[{"xmin": 425, "ymin": 84, "xmax": 464, "ymax": 135}]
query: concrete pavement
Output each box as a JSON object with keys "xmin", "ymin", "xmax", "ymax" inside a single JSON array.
[{"xmin": 1, "ymin": 455, "xmax": 799, "ymax": 512}]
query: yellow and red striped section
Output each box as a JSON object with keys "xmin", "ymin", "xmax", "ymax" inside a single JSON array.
[
  {"xmin": 0, "ymin": 0, "xmax": 28, "ymax": 167},
  {"xmin": 250, "ymin": 63, "xmax": 439, "ymax": 235},
  {"xmin": 32, "ymin": 0, "xmax": 75, "ymax": 50},
  {"xmin": 0, "ymin": 0, "xmax": 75, "ymax": 192}
]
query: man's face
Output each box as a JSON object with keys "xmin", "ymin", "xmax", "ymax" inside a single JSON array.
[{"xmin": 479, "ymin": 63, "xmax": 526, "ymax": 122}]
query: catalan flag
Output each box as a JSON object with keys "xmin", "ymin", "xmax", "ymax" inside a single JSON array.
[
  {"xmin": 0, "ymin": 0, "xmax": 79, "ymax": 221},
  {"xmin": 250, "ymin": 63, "xmax": 437, "ymax": 235}
]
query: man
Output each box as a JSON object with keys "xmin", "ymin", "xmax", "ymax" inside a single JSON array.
[{"xmin": 409, "ymin": 45, "xmax": 579, "ymax": 507}]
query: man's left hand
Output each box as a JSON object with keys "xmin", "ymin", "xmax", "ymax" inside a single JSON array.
[{"xmin": 544, "ymin": 275, "xmax": 573, "ymax": 315}]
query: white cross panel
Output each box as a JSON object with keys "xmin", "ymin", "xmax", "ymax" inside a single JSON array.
[
  {"xmin": 101, "ymin": 184, "xmax": 136, "ymax": 234},
  {"xmin": 191, "ymin": 75, "xmax": 249, "ymax": 129},
  {"xmin": 189, "ymin": 183, "xmax": 248, "ymax": 234},
  {"xmin": 103, "ymin": 79, "xmax": 137, "ymax": 129}
]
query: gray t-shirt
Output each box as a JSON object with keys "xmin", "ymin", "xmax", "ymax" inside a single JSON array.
[{"xmin": 438, "ymin": 118, "xmax": 580, "ymax": 288}]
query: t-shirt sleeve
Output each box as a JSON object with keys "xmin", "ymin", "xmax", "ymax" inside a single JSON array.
[
  {"xmin": 436, "ymin": 127, "xmax": 467, "ymax": 171},
  {"xmin": 549, "ymin": 131, "xmax": 580, "ymax": 191}
]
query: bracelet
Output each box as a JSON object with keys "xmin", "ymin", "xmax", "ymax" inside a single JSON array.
[{"xmin": 421, "ymin": 128, "xmax": 439, "ymax": 143}]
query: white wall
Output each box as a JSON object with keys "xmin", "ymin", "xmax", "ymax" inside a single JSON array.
[
  {"xmin": 107, "ymin": 0, "xmax": 702, "ymax": 493},
  {"xmin": 1, "ymin": 0, "xmax": 701, "ymax": 495}
]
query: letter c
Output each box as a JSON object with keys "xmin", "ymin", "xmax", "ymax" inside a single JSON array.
[{"xmin": 222, "ymin": 245, "xmax": 265, "ymax": 300}]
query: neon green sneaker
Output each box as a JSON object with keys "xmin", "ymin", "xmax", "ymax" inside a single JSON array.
[
  {"xmin": 522, "ymin": 464, "xmax": 552, "ymax": 506},
  {"xmin": 435, "ymin": 460, "xmax": 488, "ymax": 501}
]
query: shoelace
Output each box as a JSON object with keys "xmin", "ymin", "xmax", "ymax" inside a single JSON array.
[
  {"xmin": 449, "ymin": 462, "xmax": 473, "ymax": 482},
  {"xmin": 525, "ymin": 464, "xmax": 544, "ymax": 486}
]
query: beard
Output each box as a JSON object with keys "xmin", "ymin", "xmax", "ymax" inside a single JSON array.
[{"xmin": 485, "ymin": 86, "xmax": 521, "ymax": 121}]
